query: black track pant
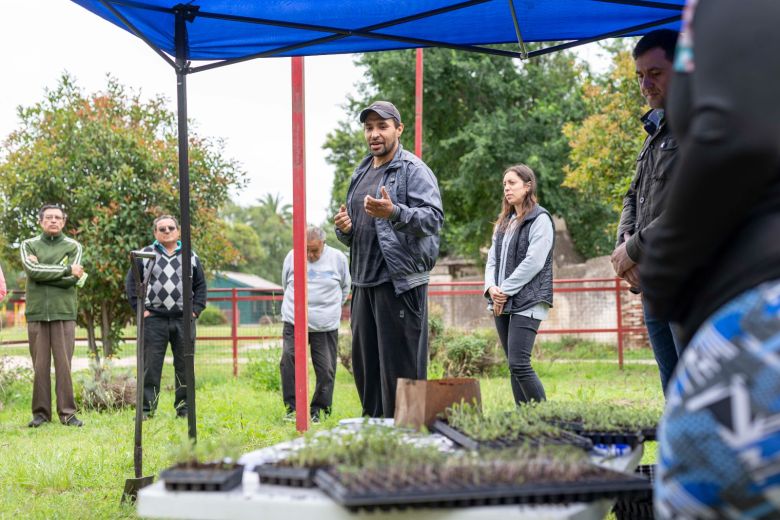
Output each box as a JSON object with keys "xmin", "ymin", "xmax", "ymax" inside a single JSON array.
[
  {"xmin": 280, "ymin": 322, "xmax": 338, "ymax": 415},
  {"xmin": 351, "ymin": 282, "xmax": 428, "ymax": 418},
  {"xmin": 142, "ymin": 314, "xmax": 194, "ymax": 414}
]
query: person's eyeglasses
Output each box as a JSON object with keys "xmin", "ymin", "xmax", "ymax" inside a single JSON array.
[
  {"xmin": 157, "ymin": 226, "xmax": 177, "ymax": 233},
  {"xmin": 43, "ymin": 215, "xmax": 64, "ymax": 221}
]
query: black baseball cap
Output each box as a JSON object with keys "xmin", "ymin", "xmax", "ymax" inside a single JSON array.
[{"xmin": 359, "ymin": 101, "xmax": 402, "ymax": 124}]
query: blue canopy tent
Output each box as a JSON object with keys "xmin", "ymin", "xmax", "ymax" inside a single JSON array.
[{"xmin": 70, "ymin": 0, "xmax": 683, "ymax": 437}]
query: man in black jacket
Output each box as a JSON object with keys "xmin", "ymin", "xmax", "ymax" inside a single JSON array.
[
  {"xmin": 126, "ymin": 215, "xmax": 207, "ymax": 419},
  {"xmin": 610, "ymin": 29, "xmax": 682, "ymax": 396}
]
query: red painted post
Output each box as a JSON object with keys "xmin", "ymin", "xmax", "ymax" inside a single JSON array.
[
  {"xmin": 231, "ymin": 287, "xmax": 239, "ymax": 377},
  {"xmin": 415, "ymin": 48, "xmax": 424, "ymax": 158},
  {"xmin": 615, "ymin": 278, "xmax": 624, "ymax": 369},
  {"xmin": 291, "ymin": 56, "xmax": 310, "ymax": 432}
]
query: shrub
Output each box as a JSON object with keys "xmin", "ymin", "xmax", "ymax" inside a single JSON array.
[
  {"xmin": 197, "ymin": 305, "xmax": 228, "ymax": 326},
  {"xmin": 428, "ymin": 302, "xmax": 445, "ymax": 341},
  {"xmin": 76, "ymin": 360, "xmax": 135, "ymax": 411},
  {"xmin": 337, "ymin": 333, "xmax": 353, "ymax": 374},
  {"xmin": 0, "ymin": 356, "xmax": 32, "ymax": 408},
  {"xmin": 438, "ymin": 330, "xmax": 504, "ymax": 377},
  {"xmin": 244, "ymin": 348, "xmax": 281, "ymax": 392}
]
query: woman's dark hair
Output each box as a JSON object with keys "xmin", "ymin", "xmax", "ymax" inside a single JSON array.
[{"xmin": 495, "ymin": 164, "xmax": 538, "ymax": 233}]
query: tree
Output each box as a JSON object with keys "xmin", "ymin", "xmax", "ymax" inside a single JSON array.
[
  {"xmin": 324, "ymin": 47, "xmax": 588, "ymax": 259},
  {"xmin": 222, "ymin": 195, "xmax": 292, "ymax": 284},
  {"xmin": 561, "ymin": 47, "xmax": 646, "ymax": 257},
  {"xmin": 0, "ymin": 74, "xmax": 245, "ymax": 357}
]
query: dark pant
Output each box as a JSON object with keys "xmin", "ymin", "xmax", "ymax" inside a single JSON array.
[
  {"xmin": 494, "ymin": 314, "xmax": 546, "ymax": 403},
  {"xmin": 142, "ymin": 314, "xmax": 194, "ymax": 414},
  {"xmin": 643, "ymin": 298, "xmax": 684, "ymax": 396},
  {"xmin": 280, "ymin": 322, "xmax": 338, "ymax": 415},
  {"xmin": 28, "ymin": 320, "xmax": 77, "ymax": 423},
  {"xmin": 351, "ymin": 282, "xmax": 428, "ymax": 418}
]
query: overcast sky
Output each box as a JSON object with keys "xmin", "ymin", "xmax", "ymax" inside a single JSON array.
[
  {"xmin": 1, "ymin": 2, "xmax": 615, "ymax": 225},
  {"xmin": 1, "ymin": 0, "xmax": 365, "ymax": 224}
]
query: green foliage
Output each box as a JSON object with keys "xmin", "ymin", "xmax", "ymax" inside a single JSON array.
[
  {"xmin": 279, "ymin": 423, "xmax": 444, "ymax": 470},
  {"xmin": 0, "ymin": 356, "xmax": 31, "ymax": 408},
  {"xmin": 520, "ymin": 400, "xmax": 662, "ymax": 431},
  {"xmin": 337, "ymin": 333, "xmax": 353, "ymax": 374},
  {"xmin": 446, "ymin": 402, "xmax": 567, "ymax": 442},
  {"xmin": 197, "ymin": 305, "xmax": 228, "ymax": 326},
  {"xmin": 0, "ymin": 74, "xmax": 245, "ymax": 356},
  {"xmin": 562, "ymin": 47, "xmax": 647, "ymax": 257},
  {"xmin": 434, "ymin": 329, "xmax": 503, "ymax": 377},
  {"xmin": 324, "ymin": 48, "xmax": 588, "ymax": 259},
  {"xmin": 75, "ymin": 360, "xmax": 134, "ymax": 411},
  {"xmin": 244, "ymin": 348, "xmax": 282, "ymax": 392},
  {"xmin": 222, "ymin": 195, "xmax": 292, "ymax": 284},
  {"xmin": 167, "ymin": 436, "xmax": 242, "ymax": 467}
]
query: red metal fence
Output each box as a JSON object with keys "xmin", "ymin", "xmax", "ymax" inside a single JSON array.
[{"xmin": 1, "ymin": 278, "xmax": 647, "ymax": 374}]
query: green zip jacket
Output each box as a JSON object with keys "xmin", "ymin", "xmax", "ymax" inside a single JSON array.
[{"xmin": 20, "ymin": 233, "xmax": 83, "ymax": 322}]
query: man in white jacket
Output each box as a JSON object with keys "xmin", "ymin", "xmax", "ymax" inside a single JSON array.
[{"xmin": 279, "ymin": 225, "xmax": 350, "ymax": 422}]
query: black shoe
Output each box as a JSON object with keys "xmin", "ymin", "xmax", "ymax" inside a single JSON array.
[
  {"xmin": 176, "ymin": 409, "xmax": 188, "ymax": 419},
  {"xmin": 28, "ymin": 415, "xmax": 47, "ymax": 428},
  {"xmin": 310, "ymin": 410, "xmax": 322, "ymax": 425},
  {"xmin": 65, "ymin": 415, "xmax": 83, "ymax": 427}
]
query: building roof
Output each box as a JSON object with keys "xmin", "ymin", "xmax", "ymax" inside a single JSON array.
[{"xmin": 215, "ymin": 271, "xmax": 283, "ymax": 291}]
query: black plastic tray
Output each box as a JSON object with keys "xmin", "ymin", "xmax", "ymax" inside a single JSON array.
[
  {"xmin": 255, "ymin": 464, "xmax": 318, "ymax": 488},
  {"xmin": 160, "ymin": 464, "xmax": 243, "ymax": 492},
  {"xmin": 432, "ymin": 419, "xmax": 594, "ymax": 451},
  {"xmin": 315, "ymin": 466, "xmax": 652, "ymax": 512},
  {"xmin": 641, "ymin": 427, "xmax": 658, "ymax": 442},
  {"xmin": 612, "ymin": 464, "xmax": 656, "ymax": 520},
  {"xmin": 549, "ymin": 421, "xmax": 646, "ymax": 449}
]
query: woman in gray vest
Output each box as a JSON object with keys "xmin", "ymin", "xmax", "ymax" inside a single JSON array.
[{"xmin": 484, "ymin": 164, "xmax": 554, "ymax": 403}]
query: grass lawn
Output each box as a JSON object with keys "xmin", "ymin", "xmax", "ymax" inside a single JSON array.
[{"xmin": 0, "ymin": 347, "xmax": 664, "ymax": 519}]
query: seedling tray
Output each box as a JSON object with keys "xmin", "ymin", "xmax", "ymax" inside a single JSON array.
[
  {"xmin": 255, "ymin": 464, "xmax": 319, "ymax": 488},
  {"xmin": 612, "ymin": 464, "xmax": 656, "ymax": 520},
  {"xmin": 432, "ymin": 419, "xmax": 593, "ymax": 451},
  {"xmin": 641, "ymin": 427, "xmax": 658, "ymax": 442},
  {"xmin": 160, "ymin": 464, "xmax": 243, "ymax": 492},
  {"xmin": 315, "ymin": 466, "xmax": 651, "ymax": 512},
  {"xmin": 549, "ymin": 421, "xmax": 646, "ymax": 449}
]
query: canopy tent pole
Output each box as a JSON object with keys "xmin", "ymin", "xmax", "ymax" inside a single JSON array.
[
  {"xmin": 174, "ymin": 5, "xmax": 197, "ymax": 441},
  {"xmin": 415, "ymin": 48, "xmax": 423, "ymax": 158},
  {"xmin": 508, "ymin": 0, "xmax": 528, "ymax": 59},
  {"xmin": 291, "ymin": 56, "xmax": 310, "ymax": 432}
]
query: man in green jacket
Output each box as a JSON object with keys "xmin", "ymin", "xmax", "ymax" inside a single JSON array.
[{"xmin": 21, "ymin": 204, "xmax": 85, "ymax": 427}]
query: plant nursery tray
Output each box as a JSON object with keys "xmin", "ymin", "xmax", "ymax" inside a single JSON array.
[
  {"xmin": 612, "ymin": 464, "xmax": 656, "ymax": 520},
  {"xmin": 255, "ymin": 464, "xmax": 318, "ymax": 488},
  {"xmin": 641, "ymin": 427, "xmax": 658, "ymax": 442},
  {"xmin": 314, "ymin": 466, "xmax": 652, "ymax": 512},
  {"xmin": 160, "ymin": 464, "xmax": 243, "ymax": 492},
  {"xmin": 549, "ymin": 421, "xmax": 647, "ymax": 449},
  {"xmin": 432, "ymin": 419, "xmax": 594, "ymax": 452}
]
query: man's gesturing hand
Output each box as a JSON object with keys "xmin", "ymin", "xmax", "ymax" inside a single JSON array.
[
  {"xmin": 364, "ymin": 186, "xmax": 395, "ymax": 219},
  {"xmin": 334, "ymin": 204, "xmax": 352, "ymax": 234}
]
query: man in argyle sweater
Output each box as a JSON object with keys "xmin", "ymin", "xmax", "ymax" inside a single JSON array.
[{"xmin": 125, "ymin": 215, "xmax": 206, "ymax": 418}]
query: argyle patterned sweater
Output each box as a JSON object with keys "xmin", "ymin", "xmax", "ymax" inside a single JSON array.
[{"xmin": 125, "ymin": 241, "xmax": 207, "ymax": 318}]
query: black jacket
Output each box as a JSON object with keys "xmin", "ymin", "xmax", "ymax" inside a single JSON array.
[
  {"xmin": 642, "ymin": 0, "xmax": 780, "ymax": 342},
  {"xmin": 617, "ymin": 110, "xmax": 678, "ymax": 263}
]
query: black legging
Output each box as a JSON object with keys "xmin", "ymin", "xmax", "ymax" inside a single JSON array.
[{"xmin": 494, "ymin": 314, "xmax": 546, "ymax": 403}]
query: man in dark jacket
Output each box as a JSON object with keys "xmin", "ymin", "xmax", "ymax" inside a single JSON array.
[
  {"xmin": 21, "ymin": 204, "xmax": 86, "ymax": 427},
  {"xmin": 126, "ymin": 215, "xmax": 207, "ymax": 419},
  {"xmin": 334, "ymin": 101, "xmax": 444, "ymax": 418},
  {"xmin": 610, "ymin": 30, "xmax": 682, "ymax": 396}
]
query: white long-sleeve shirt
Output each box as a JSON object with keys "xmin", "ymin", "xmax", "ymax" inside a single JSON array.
[
  {"xmin": 281, "ymin": 244, "xmax": 351, "ymax": 331},
  {"xmin": 484, "ymin": 214, "xmax": 554, "ymax": 320}
]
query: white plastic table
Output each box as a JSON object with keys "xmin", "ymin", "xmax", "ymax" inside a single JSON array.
[{"xmin": 137, "ymin": 422, "xmax": 644, "ymax": 520}]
